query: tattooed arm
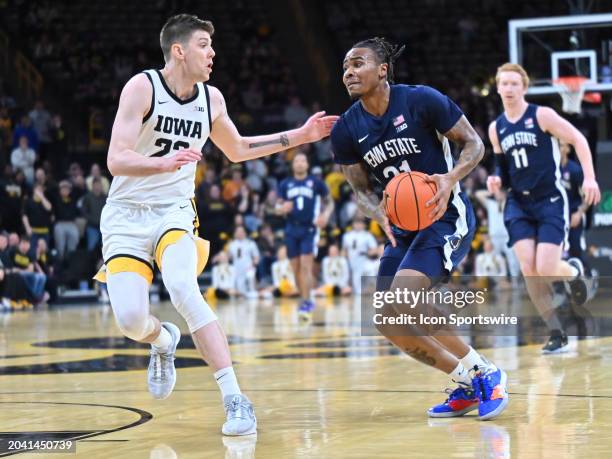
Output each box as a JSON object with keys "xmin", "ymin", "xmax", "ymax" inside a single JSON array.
[
  {"xmin": 424, "ymin": 115, "xmax": 484, "ymax": 221},
  {"xmin": 341, "ymin": 162, "xmax": 397, "ymax": 246},
  {"xmin": 208, "ymin": 86, "xmax": 338, "ymax": 162}
]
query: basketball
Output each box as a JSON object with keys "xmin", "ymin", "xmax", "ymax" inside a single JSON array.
[{"xmin": 384, "ymin": 171, "xmax": 437, "ymax": 231}]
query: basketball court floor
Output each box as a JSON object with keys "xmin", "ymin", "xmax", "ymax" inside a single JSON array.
[{"xmin": 2, "ymin": 295, "xmax": 612, "ymax": 458}]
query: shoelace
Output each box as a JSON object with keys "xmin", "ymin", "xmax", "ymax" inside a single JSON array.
[
  {"xmin": 150, "ymin": 350, "xmax": 173, "ymax": 383},
  {"xmin": 226, "ymin": 397, "xmax": 251, "ymax": 420},
  {"xmin": 443, "ymin": 384, "xmax": 474, "ymax": 402}
]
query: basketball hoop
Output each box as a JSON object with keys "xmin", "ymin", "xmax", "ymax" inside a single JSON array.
[{"xmin": 554, "ymin": 76, "xmax": 588, "ymax": 114}]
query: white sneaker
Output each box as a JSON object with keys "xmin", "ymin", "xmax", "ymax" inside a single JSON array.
[
  {"xmin": 222, "ymin": 394, "xmax": 257, "ymax": 436},
  {"xmin": 148, "ymin": 322, "xmax": 181, "ymax": 400}
]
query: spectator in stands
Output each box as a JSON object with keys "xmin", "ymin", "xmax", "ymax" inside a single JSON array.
[
  {"xmin": 53, "ymin": 180, "xmax": 80, "ymax": 260},
  {"xmin": 199, "ymin": 183, "xmax": 234, "ymax": 258},
  {"xmin": 283, "ymin": 95, "xmax": 309, "ymax": 128},
  {"xmin": 0, "ymin": 167, "xmax": 26, "ymax": 233},
  {"xmin": 256, "ymin": 223, "xmax": 276, "ymax": 285},
  {"xmin": 48, "ymin": 114, "xmax": 66, "ymax": 175},
  {"xmin": 474, "ymin": 237, "xmax": 508, "ymax": 290},
  {"xmin": 35, "ymin": 238, "xmax": 57, "ymax": 303},
  {"xmin": 28, "ymin": 100, "xmax": 52, "ymax": 159},
  {"xmin": 325, "ymin": 164, "xmax": 345, "ymax": 202},
  {"xmin": 7, "ymin": 233, "xmax": 19, "ymax": 249},
  {"xmin": 268, "ymin": 245, "xmax": 298, "ymax": 298},
  {"xmin": 8, "ymin": 235, "xmax": 47, "ymax": 303},
  {"xmin": 222, "ymin": 168, "xmax": 244, "ymax": 205},
  {"xmin": 207, "ymin": 251, "xmax": 237, "ymax": 300},
  {"xmin": 81, "ymin": 177, "xmax": 107, "ymax": 251},
  {"xmin": 22, "ymin": 183, "xmax": 53, "ymax": 257},
  {"xmin": 0, "ymin": 233, "xmax": 10, "ymax": 267},
  {"xmin": 0, "ymin": 107, "xmax": 12, "ymax": 152},
  {"xmin": 259, "ymin": 189, "xmax": 284, "ymax": 232},
  {"xmin": 11, "ymin": 136, "xmax": 36, "ymax": 184},
  {"xmin": 228, "ymin": 225, "xmax": 260, "ymax": 298},
  {"xmin": 316, "ymin": 243, "xmax": 352, "ymax": 297},
  {"xmin": 86, "ymin": 163, "xmax": 110, "ymax": 194},
  {"xmin": 12, "ymin": 115, "xmax": 38, "ymax": 152}
]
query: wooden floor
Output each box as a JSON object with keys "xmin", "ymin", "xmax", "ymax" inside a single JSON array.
[{"xmin": 1, "ymin": 296, "xmax": 612, "ymax": 458}]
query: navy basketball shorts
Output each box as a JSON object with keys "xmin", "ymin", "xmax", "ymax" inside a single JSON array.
[
  {"xmin": 377, "ymin": 192, "xmax": 476, "ymax": 288},
  {"xmin": 285, "ymin": 225, "xmax": 318, "ymax": 259},
  {"xmin": 504, "ymin": 190, "xmax": 568, "ymax": 248}
]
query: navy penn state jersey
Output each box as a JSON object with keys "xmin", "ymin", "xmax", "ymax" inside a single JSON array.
[
  {"xmin": 331, "ymin": 85, "xmax": 462, "ymax": 183},
  {"xmin": 561, "ymin": 159, "xmax": 583, "ymax": 212},
  {"xmin": 495, "ymin": 104, "xmax": 563, "ymax": 195},
  {"xmin": 278, "ymin": 175, "xmax": 329, "ymax": 227},
  {"xmin": 331, "ymin": 85, "xmax": 468, "ymax": 235}
]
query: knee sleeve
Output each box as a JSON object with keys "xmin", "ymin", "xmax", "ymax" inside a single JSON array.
[
  {"xmin": 107, "ymin": 271, "xmax": 154, "ymax": 341},
  {"xmin": 161, "ymin": 234, "xmax": 217, "ymax": 333}
]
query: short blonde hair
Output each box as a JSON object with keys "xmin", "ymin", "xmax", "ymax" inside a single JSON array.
[{"xmin": 495, "ymin": 63, "xmax": 530, "ymax": 88}]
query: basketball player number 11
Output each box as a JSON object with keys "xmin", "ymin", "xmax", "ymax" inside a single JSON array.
[
  {"xmin": 383, "ymin": 159, "xmax": 411, "ymax": 179},
  {"xmin": 511, "ymin": 147, "xmax": 528, "ymax": 169}
]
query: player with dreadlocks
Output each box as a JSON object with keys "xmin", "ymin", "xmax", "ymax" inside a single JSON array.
[{"xmin": 330, "ymin": 38, "xmax": 509, "ymax": 420}]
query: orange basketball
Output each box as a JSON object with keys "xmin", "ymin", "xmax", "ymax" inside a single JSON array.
[{"xmin": 384, "ymin": 172, "xmax": 437, "ymax": 231}]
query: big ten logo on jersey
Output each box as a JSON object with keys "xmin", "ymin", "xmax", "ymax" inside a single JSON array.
[
  {"xmin": 393, "ymin": 114, "xmax": 408, "ymax": 133},
  {"xmin": 151, "ymin": 115, "xmax": 204, "ymax": 157}
]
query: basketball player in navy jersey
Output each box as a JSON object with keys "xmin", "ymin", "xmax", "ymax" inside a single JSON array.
[
  {"xmin": 331, "ymin": 37, "xmax": 508, "ymax": 421},
  {"xmin": 277, "ymin": 152, "xmax": 334, "ymax": 318},
  {"xmin": 487, "ymin": 63, "xmax": 600, "ymax": 353}
]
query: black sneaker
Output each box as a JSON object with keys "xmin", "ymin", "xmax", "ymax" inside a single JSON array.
[
  {"xmin": 542, "ymin": 330, "xmax": 569, "ymax": 354},
  {"xmin": 566, "ymin": 258, "xmax": 587, "ymax": 307}
]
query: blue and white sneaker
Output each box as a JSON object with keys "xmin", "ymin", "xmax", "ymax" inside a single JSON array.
[
  {"xmin": 471, "ymin": 366, "xmax": 509, "ymax": 421},
  {"xmin": 428, "ymin": 382, "xmax": 479, "ymax": 418}
]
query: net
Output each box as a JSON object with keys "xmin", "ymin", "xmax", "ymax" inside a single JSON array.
[{"xmin": 553, "ymin": 76, "xmax": 588, "ymax": 114}]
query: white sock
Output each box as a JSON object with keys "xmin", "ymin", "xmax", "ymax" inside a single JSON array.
[
  {"xmin": 214, "ymin": 367, "xmax": 242, "ymax": 399},
  {"xmin": 448, "ymin": 361, "xmax": 471, "ymax": 385},
  {"xmin": 569, "ymin": 265, "xmax": 579, "ymax": 278},
  {"xmin": 460, "ymin": 347, "xmax": 493, "ymax": 372},
  {"xmin": 151, "ymin": 324, "xmax": 173, "ymax": 352}
]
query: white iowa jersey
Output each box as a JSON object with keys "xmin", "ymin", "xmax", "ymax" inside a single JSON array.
[{"xmin": 107, "ymin": 69, "xmax": 212, "ymax": 205}]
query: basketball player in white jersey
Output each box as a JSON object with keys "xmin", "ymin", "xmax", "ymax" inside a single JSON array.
[
  {"xmin": 227, "ymin": 226, "xmax": 260, "ymax": 297},
  {"xmin": 98, "ymin": 14, "xmax": 337, "ymax": 436},
  {"xmin": 342, "ymin": 216, "xmax": 377, "ymax": 293}
]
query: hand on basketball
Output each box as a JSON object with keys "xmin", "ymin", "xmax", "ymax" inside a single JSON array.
[
  {"xmin": 425, "ymin": 174, "xmax": 455, "ymax": 221},
  {"xmin": 487, "ymin": 176, "xmax": 502, "ymax": 195},
  {"xmin": 582, "ymin": 177, "xmax": 601, "ymax": 206},
  {"xmin": 159, "ymin": 149, "xmax": 202, "ymax": 172},
  {"xmin": 301, "ymin": 111, "xmax": 340, "ymax": 143}
]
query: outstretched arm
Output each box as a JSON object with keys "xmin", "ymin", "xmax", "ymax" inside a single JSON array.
[
  {"xmin": 208, "ymin": 86, "xmax": 338, "ymax": 162},
  {"xmin": 425, "ymin": 115, "xmax": 484, "ymax": 220},
  {"xmin": 341, "ymin": 162, "xmax": 396, "ymax": 246},
  {"xmin": 537, "ymin": 106, "xmax": 600, "ymax": 206}
]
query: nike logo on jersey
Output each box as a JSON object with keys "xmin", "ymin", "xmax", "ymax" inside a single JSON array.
[
  {"xmin": 158, "ymin": 100, "xmax": 169, "ymax": 104},
  {"xmin": 180, "ymin": 205, "xmax": 189, "ymax": 209},
  {"xmin": 550, "ymin": 196, "xmax": 561, "ymax": 203},
  {"xmin": 358, "ymin": 134, "xmax": 369, "ymax": 143},
  {"xmin": 499, "ymin": 127, "xmax": 507, "ymax": 134}
]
